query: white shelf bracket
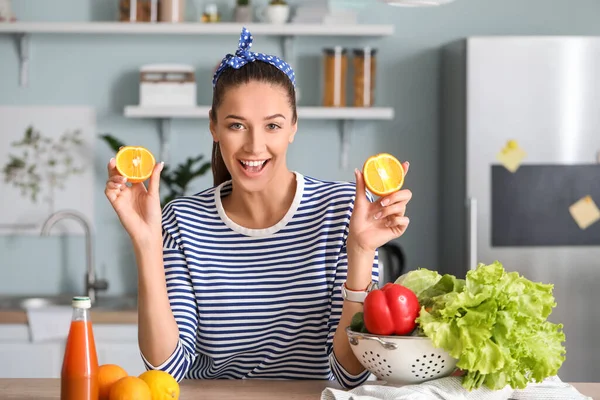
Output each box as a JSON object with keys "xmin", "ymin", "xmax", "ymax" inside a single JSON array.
[
  {"xmin": 281, "ymin": 36, "xmax": 295, "ymax": 70},
  {"xmin": 15, "ymin": 33, "xmax": 30, "ymax": 87},
  {"xmin": 158, "ymin": 118, "xmax": 172, "ymax": 164},
  {"xmin": 339, "ymin": 120, "xmax": 353, "ymax": 169}
]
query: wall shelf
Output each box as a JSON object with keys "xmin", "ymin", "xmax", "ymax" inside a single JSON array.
[
  {"xmin": 0, "ymin": 22, "xmax": 394, "ymax": 87},
  {"xmin": 124, "ymin": 106, "xmax": 394, "ymax": 120},
  {"xmin": 0, "ymin": 21, "xmax": 396, "ymax": 169},
  {"xmin": 124, "ymin": 106, "xmax": 395, "ymax": 167},
  {"xmin": 0, "ymin": 22, "xmax": 394, "ymax": 36}
]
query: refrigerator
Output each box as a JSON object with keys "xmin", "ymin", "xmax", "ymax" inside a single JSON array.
[{"xmin": 439, "ymin": 36, "xmax": 600, "ymax": 383}]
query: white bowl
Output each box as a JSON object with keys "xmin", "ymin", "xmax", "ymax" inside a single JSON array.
[{"xmin": 346, "ymin": 327, "xmax": 458, "ymax": 385}]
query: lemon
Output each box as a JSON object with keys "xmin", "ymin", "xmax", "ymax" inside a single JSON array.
[{"xmin": 138, "ymin": 370, "xmax": 180, "ymax": 400}]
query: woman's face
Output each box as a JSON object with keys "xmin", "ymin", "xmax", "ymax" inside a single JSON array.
[{"xmin": 210, "ymin": 80, "xmax": 297, "ymax": 192}]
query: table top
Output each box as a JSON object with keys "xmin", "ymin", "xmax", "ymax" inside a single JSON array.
[{"xmin": 0, "ymin": 379, "xmax": 597, "ymax": 400}]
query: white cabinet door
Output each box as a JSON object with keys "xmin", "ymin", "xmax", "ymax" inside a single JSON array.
[
  {"xmin": 0, "ymin": 324, "xmax": 145, "ymax": 378},
  {"xmin": 0, "ymin": 343, "xmax": 63, "ymax": 378},
  {"xmin": 96, "ymin": 343, "xmax": 145, "ymax": 376},
  {"xmin": 95, "ymin": 325, "xmax": 145, "ymax": 376}
]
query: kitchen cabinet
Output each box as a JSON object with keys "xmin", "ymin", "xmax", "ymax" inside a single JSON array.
[
  {"xmin": 0, "ymin": 324, "xmax": 145, "ymax": 378},
  {"xmin": 0, "ymin": 343, "xmax": 62, "ymax": 378}
]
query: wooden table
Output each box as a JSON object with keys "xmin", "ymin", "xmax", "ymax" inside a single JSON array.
[{"xmin": 0, "ymin": 379, "xmax": 597, "ymax": 399}]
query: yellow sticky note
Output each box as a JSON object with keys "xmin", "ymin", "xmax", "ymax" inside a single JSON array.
[
  {"xmin": 569, "ymin": 195, "xmax": 600, "ymax": 230},
  {"xmin": 497, "ymin": 140, "xmax": 526, "ymax": 173}
]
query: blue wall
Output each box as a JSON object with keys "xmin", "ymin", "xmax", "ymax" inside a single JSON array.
[{"xmin": 1, "ymin": 0, "xmax": 599, "ymax": 295}]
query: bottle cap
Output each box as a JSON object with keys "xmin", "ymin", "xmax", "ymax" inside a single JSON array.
[{"xmin": 72, "ymin": 296, "xmax": 91, "ymax": 309}]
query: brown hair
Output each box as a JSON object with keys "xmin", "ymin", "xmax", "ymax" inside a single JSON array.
[{"xmin": 210, "ymin": 61, "xmax": 298, "ymax": 187}]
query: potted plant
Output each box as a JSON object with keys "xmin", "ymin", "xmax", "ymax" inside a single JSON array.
[
  {"xmin": 234, "ymin": 0, "xmax": 252, "ymax": 23},
  {"xmin": 257, "ymin": 0, "xmax": 289, "ymax": 24}
]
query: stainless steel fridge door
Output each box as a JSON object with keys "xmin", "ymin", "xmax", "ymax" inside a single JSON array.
[{"xmin": 466, "ymin": 37, "xmax": 600, "ymax": 382}]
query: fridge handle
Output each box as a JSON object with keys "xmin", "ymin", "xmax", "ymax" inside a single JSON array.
[{"xmin": 466, "ymin": 197, "xmax": 477, "ymax": 271}]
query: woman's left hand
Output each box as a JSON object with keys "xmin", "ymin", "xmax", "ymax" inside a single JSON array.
[{"xmin": 347, "ymin": 162, "xmax": 411, "ymax": 253}]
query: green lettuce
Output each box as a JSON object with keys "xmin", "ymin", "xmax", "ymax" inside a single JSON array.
[
  {"xmin": 414, "ymin": 261, "xmax": 566, "ymax": 391},
  {"xmin": 395, "ymin": 269, "xmax": 465, "ymax": 308},
  {"xmin": 394, "ymin": 268, "xmax": 442, "ymax": 299}
]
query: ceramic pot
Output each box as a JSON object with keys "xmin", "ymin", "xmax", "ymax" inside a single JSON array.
[
  {"xmin": 256, "ymin": 4, "xmax": 289, "ymax": 24},
  {"xmin": 234, "ymin": 5, "xmax": 252, "ymax": 23}
]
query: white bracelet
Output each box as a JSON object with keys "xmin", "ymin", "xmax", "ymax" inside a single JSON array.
[{"xmin": 341, "ymin": 281, "xmax": 378, "ymax": 303}]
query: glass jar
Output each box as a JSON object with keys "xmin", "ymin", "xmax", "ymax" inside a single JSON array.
[
  {"xmin": 160, "ymin": 0, "xmax": 186, "ymax": 22},
  {"xmin": 201, "ymin": 4, "xmax": 220, "ymax": 23},
  {"xmin": 0, "ymin": 0, "xmax": 14, "ymax": 22},
  {"xmin": 322, "ymin": 47, "xmax": 348, "ymax": 107},
  {"xmin": 353, "ymin": 47, "xmax": 377, "ymax": 107},
  {"xmin": 119, "ymin": 0, "xmax": 158, "ymax": 22}
]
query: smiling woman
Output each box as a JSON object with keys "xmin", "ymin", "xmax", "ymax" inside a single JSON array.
[
  {"xmin": 209, "ymin": 71, "xmax": 298, "ymax": 222},
  {"xmin": 209, "ymin": 46, "xmax": 298, "ymax": 191},
  {"xmin": 103, "ymin": 27, "xmax": 413, "ymax": 389}
]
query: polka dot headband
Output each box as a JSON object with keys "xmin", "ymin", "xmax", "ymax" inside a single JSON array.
[{"xmin": 212, "ymin": 27, "xmax": 296, "ymax": 88}]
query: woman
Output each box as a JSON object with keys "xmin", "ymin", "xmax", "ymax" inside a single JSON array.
[{"xmin": 105, "ymin": 28, "xmax": 411, "ymax": 389}]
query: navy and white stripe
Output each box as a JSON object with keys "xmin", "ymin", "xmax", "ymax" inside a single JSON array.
[{"xmin": 141, "ymin": 172, "xmax": 379, "ymax": 389}]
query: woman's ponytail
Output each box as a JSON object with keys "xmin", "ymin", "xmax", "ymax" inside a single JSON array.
[{"xmin": 211, "ymin": 141, "xmax": 231, "ymax": 187}]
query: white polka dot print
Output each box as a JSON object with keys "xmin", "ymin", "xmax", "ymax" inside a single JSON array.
[{"xmin": 212, "ymin": 27, "xmax": 296, "ymax": 88}]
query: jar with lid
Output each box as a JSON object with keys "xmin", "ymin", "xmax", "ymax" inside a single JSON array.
[
  {"xmin": 322, "ymin": 47, "xmax": 348, "ymax": 107},
  {"xmin": 353, "ymin": 47, "xmax": 377, "ymax": 107},
  {"xmin": 119, "ymin": 0, "xmax": 158, "ymax": 22}
]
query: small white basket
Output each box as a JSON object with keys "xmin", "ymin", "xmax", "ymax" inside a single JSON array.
[{"xmin": 346, "ymin": 327, "xmax": 458, "ymax": 385}]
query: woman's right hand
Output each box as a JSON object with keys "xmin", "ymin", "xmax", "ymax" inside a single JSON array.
[{"xmin": 104, "ymin": 157, "xmax": 165, "ymax": 245}]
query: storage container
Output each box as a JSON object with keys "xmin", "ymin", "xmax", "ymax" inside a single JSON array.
[
  {"xmin": 139, "ymin": 64, "xmax": 197, "ymax": 107},
  {"xmin": 353, "ymin": 47, "xmax": 377, "ymax": 107},
  {"xmin": 160, "ymin": 0, "xmax": 185, "ymax": 22},
  {"xmin": 119, "ymin": 0, "xmax": 158, "ymax": 22},
  {"xmin": 322, "ymin": 46, "xmax": 348, "ymax": 107}
]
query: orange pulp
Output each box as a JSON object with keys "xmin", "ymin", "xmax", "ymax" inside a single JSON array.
[
  {"xmin": 115, "ymin": 146, "xmax": 156, "ymax": 183},
  {"xmin": 362, "ymin": 153, "xmax": 405, "ymax": 197}
]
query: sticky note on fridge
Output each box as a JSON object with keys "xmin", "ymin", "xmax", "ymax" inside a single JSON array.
[
  {"xmin": 497, "ymin": 140, "xmax": 526, "ymax": 173},
  {"xmin": 569, "ymin": 196, "xmax": 600, "ymax": 230}
]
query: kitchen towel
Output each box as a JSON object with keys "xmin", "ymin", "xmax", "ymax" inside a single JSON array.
[
  {"xmin": 26, "ymin": 305, "xmax": 72, "ymax": 342},
  {"xmin": 321, "ymin": 376, "xmax": 591, "ymax": 400}
]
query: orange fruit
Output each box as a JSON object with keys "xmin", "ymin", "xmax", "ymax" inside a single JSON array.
[
  {"xmin": 115, "ymin": 146, "xmax": 156, "ymax": 183},
  {"xmin": 138, "ymin": 370, "xmax": 180, "ymax": 400},
  {"xmin": 362, "ymin": 153, "xmax": 405, "ymax": 197},
  {"xmin": 109, "ymin": 376, "xmax": 152, "ymax": 400},
  {"xmin": 98, "ymin": 364, "xmax": 129, "ymax": 400}
]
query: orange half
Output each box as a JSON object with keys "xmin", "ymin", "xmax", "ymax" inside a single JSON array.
[
  {"xmin": 115, "ymin": 146, "xmax": 156, "ymax": 183},
  {"xmin": 362, "ymin": 153, "xmax": 405, "ymax": 197}
]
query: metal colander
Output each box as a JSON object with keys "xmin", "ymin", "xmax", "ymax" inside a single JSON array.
[{"xmin": 346, "ymin": 327, "xmax": 458, "ymax": 385}]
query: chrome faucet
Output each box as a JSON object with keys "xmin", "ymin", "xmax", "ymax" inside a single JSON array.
[{"xmin": 40, "ymin": 209, "xmax": 108, "ymax": 304}]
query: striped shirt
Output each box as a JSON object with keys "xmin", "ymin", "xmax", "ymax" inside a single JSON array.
[{"xmin": 141, "ymin": 171, "xmax": 379, "ymax": 389}]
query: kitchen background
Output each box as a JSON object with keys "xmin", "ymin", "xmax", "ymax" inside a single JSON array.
[
  {"xmin": 1, "ymin": 0, "xmax": 599, "ymax": 383},
  {"xmin": 1, "ymin": 0, "xmax": 597, "ymax": 296},
  {"xmin": 0, "ymin": 0, "xmax": 598, "ymax": 291}
]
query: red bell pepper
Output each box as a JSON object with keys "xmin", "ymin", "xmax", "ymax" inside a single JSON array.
[{"xmin": 363, "ymin": 283, "xmax": 420, "ymax": 336}]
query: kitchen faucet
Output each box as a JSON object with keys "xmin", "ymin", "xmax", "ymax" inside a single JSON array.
[{"xmin": 40, "ymin": 209, "xmax": 108, "ymax": 304}]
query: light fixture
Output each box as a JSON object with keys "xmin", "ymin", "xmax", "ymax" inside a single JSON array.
[{"xmin": 380, "ymin": 0, "xmax": 455, "ymax": 6}]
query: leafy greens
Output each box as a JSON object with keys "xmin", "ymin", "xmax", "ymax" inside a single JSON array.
[{"xmin": 395, "ymin": 262, "xmax": 566, "ymax": 391}]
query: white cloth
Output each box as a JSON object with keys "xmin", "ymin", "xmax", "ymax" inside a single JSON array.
[
  {"xmin": 26, "ymin": 305, "xmax": 72, "ymax": 342},
  {"xmin": 321, "ymin": 376, "xmax": 591, "ymax": 400}
]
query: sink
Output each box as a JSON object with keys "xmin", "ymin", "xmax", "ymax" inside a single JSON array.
[{"xmin": 0, "ymin": 295, "xmax": 137, "ymax": 311}]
